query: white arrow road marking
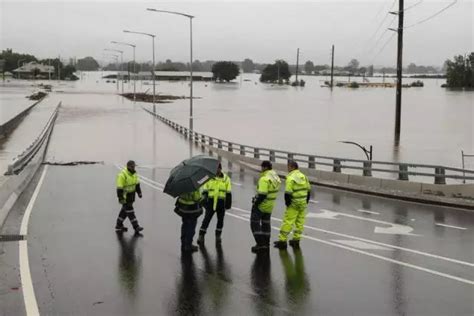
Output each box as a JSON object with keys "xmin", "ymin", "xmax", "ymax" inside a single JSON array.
[
  {"xmin": 332, "ymin": 240, "xmax": 393, "ymax": 250},
  {"xmin": 435, "ymin": 223, "xmax": 467, "ymax": 230},
  {"xmin": 307, "ymin": 209, "xmax": 418, "ymax": 236}
]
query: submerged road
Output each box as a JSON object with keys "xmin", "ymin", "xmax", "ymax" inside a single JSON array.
[{"xmin": 1, "ymin": 92, "xmax": 473, "ymax": 316}]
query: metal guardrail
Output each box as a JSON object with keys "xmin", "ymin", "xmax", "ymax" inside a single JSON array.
[
  {"xmin": 5, "ymin": 102, "xmax": 61, "ymax": 175},
  {"xmin": 144, "ymin": 108, "xmax": 474, "ymax": 184}
]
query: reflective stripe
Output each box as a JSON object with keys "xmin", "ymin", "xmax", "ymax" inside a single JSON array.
[
  {"xmin": 216, "ymin": 228, "xmax": 223, "ymax": 232},
  {"xmin": 131, "ymin": 219, "xmax": 138, "ymax": 223},
  {"xmin": 118, "ymin": 217, "xmax": 125, "ymax": 221},
  {"xmin": 262, "ymin": 220, "xmax": 271, "ymax": 224}
]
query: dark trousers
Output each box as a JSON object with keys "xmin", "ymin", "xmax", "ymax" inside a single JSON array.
[
  {"xmin": 199, "ymin": 206, "xmax": 225, "ymax": 236},
  {"xmin": 250, "ymin": 205, "xmax": 271, "ymax": 246},
  {"xmin": 116, "ymin": 203, "xmax": 139, "ymax": 229},
  {"xmin": 181, "ymin": 215, "xmax": 199, "ymax": 250}
]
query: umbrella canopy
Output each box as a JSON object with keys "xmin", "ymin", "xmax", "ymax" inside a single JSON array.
[{"xmin": 164, "ymin": 155, "xmax": 219, "ymax": 197}]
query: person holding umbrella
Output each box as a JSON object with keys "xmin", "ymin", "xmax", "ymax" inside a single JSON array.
[
  {"xmin": 197, "ymin": 163, "xmax": 232, "ymax": 245},
  {"xmin": 164, "ymin": 155, "xmax": 220, "ymax": 253}
]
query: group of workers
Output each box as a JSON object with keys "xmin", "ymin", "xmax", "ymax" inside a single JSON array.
[{"xmin": 115, "ymin": 159, "xmax": 311, "ymax": 254}]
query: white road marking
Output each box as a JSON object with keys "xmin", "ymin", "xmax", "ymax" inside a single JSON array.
[
  {"xmin": 19, "ymin": 165, "xmax": 48, "ymax": 316},
  {"xmin": 307, "ymin": 208, "xmax": 417, "ymax": 236},
  {"xmin": 231, "ymin": 206, "xmax": 474, "ymax": 268},
  {"xmin": 332, "ymin": 240, "xmax": 393, "ymax": 250},
  {"xmin": 231, "ymin": 182, "xmax": 243, "ymax": 186},
  {"xmin": 309, "ymin": 199, "xmax": 319, "ymax": 204},
  {"xmin": 133, "ymin": 172, "xmax": 474, "ymax": 268},
  {"xmin": 357, "ymin": 209, "xmax": 380, "ymax": 215},
  {"xmin": 435, "ymin": 223, "xmax": 467, "ymax": 230},
  {"xmin": 226, "ymin": 211, "xmax": 474, "ymax": 285}
]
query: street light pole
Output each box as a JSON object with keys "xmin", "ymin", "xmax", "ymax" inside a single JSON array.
[
  {"xmin": 111, "ymin": 41, "xmax": 136, "ymax": 100},
  {"xmin": 104, "ymin": 48, "xmax": 124, "ymax": 93},
  {"xmin": 123, "ymin": 30, "xmax": 157, "ymax": 113},
  {"xmin": 147, "ymin": 8, "xmax": 195, "ymax": 131},
  {"xmin": 339, "ymin": 141, "xmax": 373, "ymax": 161},
  {"xmin": 103, "ymin": 54, "xmax": 119, "ymax": 90}
]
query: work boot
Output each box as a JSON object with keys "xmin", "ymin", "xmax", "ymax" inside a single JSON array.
[
  {"xmin": 197, "ymin": 234, "xmax": 205, "ymax": 245},
  {"xmin": 134, "ymin": 226, "xmax": 144, "ymax": 234},
  {"xmin": 115, "ymin": 226, "xmax": 128, "ymax": 232},
  {"xmin": 251, "ymin": 245, "xmax": 261, "ymax": 253},
  {"xmin": 289, "ymin": 240, "xmax": 300, "ymax": 248},
  {"xmin": 182, "ymin": 245, "xmax": 199, "ymax": 253},
  {"xmin": 215, "ymin": 235, "xmax": 222, "ymax": 245},
  {"xmin": 273, "ymin": 240, "xmax": 288, "ymax": 249}
]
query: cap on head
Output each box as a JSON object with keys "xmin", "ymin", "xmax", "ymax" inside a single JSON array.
[
  {"xmin": 127, "ymin": 160, "xmax": 136, "ymax": 168},
  {"xmin": 261, "ymin": 160, "xmax": 272, "ymax": 170}
]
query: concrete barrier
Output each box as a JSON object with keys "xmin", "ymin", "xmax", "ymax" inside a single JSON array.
[
  {"xmin": 0, "ymin": 102, "xmax": 58, "ymax": 229},
  {"xmin": 0, "ymin": 97, "xmax": 45, "ymax": 139}
]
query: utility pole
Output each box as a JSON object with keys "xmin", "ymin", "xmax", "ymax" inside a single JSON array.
[
  {"xmin": 394, "ymin": 0, "xmax": 404, "ymax": 145},
  {"xmin": 295, "ymin": 48, "xmax": 300, "ymax": 84},
  {"xmin": 330, "ymin": 45, "xmax": 335, "ymax": 88}
]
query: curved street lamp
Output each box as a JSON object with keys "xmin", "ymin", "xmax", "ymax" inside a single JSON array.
[
  {"xmin": 104, "ymin": 48, "xmax": 124, "ymax": 93},
  {"xmin": 146, "ymin": 8, "xmax": 195, "ymax": 131},
  {"xmin": 111, "ymin": 41, "xmax": 137, "ymax": 100},
  {"xmin": 339, "ymin": 141, "xmax": 373, "ymax": 161}
]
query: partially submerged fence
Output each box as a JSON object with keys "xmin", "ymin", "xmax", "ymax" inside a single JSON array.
[{"xmin": 144, "ymin": 109, "xmax": 474, "ymax": 185}]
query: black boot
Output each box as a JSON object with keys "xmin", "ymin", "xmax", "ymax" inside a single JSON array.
[
  {"xmin": 215, "ymin": 234, "xmax": 222, "ymax": 245},
  {"xmin": 115, "ymin": 226, "xmax": 128, "ymax": 232},
  {"xmin": 182, "ymin": 245, "xmax": 199, "ymax": 253},
  {"xmin": 197, "ymin": 234, "xmax": 205, "ymax": 245},
  {"xmin": 289, "ymin": 240, "xmax": 300, "ymax": 248},
  {"xmin": 134, "ymin": 226, "xmax": 144, "ymax": 234},
  {"xmin": 274, "ymin": 240, "xmax": 288, "ymax": 249}
]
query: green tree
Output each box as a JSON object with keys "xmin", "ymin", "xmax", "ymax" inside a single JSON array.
[
  {"xmin": 347, "ymin": 59, "xmax": 360, "ymax": 74},
  {"xmin": 212, "ymin": 61, "xmax": 240, "ymax": 82},
  {"xmin": 242, "ymin": 58, "xmax": 255, "ymax": 73},
  {"xmin": 260, "ymin": 60, "xmax": 291, "ymax": 83},
  {"xmin": 0, "ymin": 48, "xmax": 37, "ymax": 72},
  {"xmin": 446, "ymin": 53, "xmax": 474, "ymax": 88},
  {"xmin": 304, "ymin": 61, "xmax": 314, "ymax": 74},
  {"xmin": 76, "ymin": 56, "xmax": 100, "ymax": 71}
]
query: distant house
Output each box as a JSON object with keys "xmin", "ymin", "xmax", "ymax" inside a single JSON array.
[{"xmin": 13, "ymin": 61, "xmax": 55, "ymax": 79}]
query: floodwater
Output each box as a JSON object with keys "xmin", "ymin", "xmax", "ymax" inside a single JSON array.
[{"xmin": 1, "ymin": 71, "xmax": 473, "ymax": 169}]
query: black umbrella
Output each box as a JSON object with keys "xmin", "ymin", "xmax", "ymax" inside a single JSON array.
[{"xmin": 164, "ymin": 155, "xmax": 219, "ymax": 197}]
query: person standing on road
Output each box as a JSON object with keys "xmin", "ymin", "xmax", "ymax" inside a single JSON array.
[
  {"xmin": 197, "ymin": 163, "xmax": 232, "ymax": 245},
  {"xmin": 116, "ymin": 160, "xmax": 144, "ymax": 233},
  {"xmin": 251, "ymin": 160, "xmax": 281, "ymax": 253},
  {"xmin": 274, "ymin": 160, "xmax": 311, "ymax": 249},
  {"xmin": 175, "ymin": 189, "xmax": 204, "ymax": 253}
]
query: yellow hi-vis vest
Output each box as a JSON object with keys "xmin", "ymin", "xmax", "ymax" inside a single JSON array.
[
  {"xmin": 257, "ymin": 169, "xmax": 281, "ymax": 213},
  {"xmin": 116, "ymin": 168, "xmax": 140, "ymax": 200},
  {"xmin": 285, "ymin": 169, "xmax": 311, "ymax": 208},
  {"xmin": 202, "ymin": 173, "xmax": 231, "ymax": 211},
  {"xmin": 177, "ymin": 190, "xmax": 202, "ymax": 209}
]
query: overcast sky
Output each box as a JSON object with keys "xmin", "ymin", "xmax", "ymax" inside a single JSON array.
[{"xmin": 0, "ymin": 0, "xmax": 472, "ymax": 67}]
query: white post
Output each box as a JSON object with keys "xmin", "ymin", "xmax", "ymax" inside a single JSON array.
[
  {"xmin": 152, "ymin": 36, "xmax": 156, "ymax": 114},
  {"xmin": 189, "ymin": 17, "xmax": 194, "ymax": 131}
]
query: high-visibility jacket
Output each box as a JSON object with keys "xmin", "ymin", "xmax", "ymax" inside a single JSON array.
[
  {"xmin": 202, "ymin": 173, "xmax": 232, "ymax": 211},
  {"xmin": 285, "ymin": 169, "xmax": 310, "ymax": 208},
  {"xmin": 176, "ymin": 190, "xmax": 203, "ymax": 213},
  {"xmin": 256, "ymin": 169, "xmax": 281, "ymax": 213},
  {"xmin": 116, "ymin": 168, "xmax": 140, "ymax": 203}
]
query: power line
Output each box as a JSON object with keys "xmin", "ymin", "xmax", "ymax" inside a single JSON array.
[
  {"xmin": 403, "ymin": 0, "xmax": 423, "ymax": 12},
  {"xmin": 367, "ymin": 15, "xmax": 397, "ymax": 55},
  {"xmin": 405, "ymin": 0, "xmax": 457, "ymax": 29},
  {"xmin": 370, "ymin": 32, "xmax": 396, "ymax": 65},
  {"xmin": 365, "ymin": 0, "xmax": 397, "ymax": 45}
]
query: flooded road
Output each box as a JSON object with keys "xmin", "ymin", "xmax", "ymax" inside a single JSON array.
[{"xmin": 1, "ymin": 90, "xmax": 473, "ymax": 316}]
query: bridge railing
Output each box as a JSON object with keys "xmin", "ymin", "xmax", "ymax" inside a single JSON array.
[
  {"xmin": 5, "ymin": 102, "xmax": 61, "ymax": 175},
  {"xmin": 146, "ymin": 109, "xmax": 474, "ymax": 184}
]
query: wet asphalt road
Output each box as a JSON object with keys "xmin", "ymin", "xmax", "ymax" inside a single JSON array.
[{"xmin": 1, "ymin": 92, "xmax": 473, "ymax": 316}]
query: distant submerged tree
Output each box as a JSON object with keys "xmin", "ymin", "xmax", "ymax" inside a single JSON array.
[
  {"xmin": 76, "ymin": 56, "xmax": 100, "ymax": 71},
  {"xmin": 346, "ymin": 58, "xmax": 360, "ymax": 74},
  {"xmin": 304, "ymin": 60, "xmax": 314, "ymax": 74},
  {"xmin": 242, "ymin": 58, "xmax": 255, "ymax": 73},
  {"xmin": 212, "ymin": 61, "xmax": 240, "ymax": 82},
  {"xmin": 445, "ymin": 53, "xmax": 474, "ymax": 88},
  {"xmin": 260, "ymin": 60, "xmax": 291, "ymax": 83}
]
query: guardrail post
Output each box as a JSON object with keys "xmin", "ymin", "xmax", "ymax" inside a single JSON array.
[
  {"xmin": 434, "ymin": 167, "xmax": 446, "ymax": 185},
  {"xmin": 218, "ymin": 140, "xmax": 223, "ymax": 149},
  {"xmin": 287, "ymin": 153, "xmax": 294, "ymax": 163},
  {"xmin": 254, "ymin": 148, "xmax": 260, "ymax": 159},
  {"xmin": 194, "ymin": 132, "xmax": 199, "ymax": 143},
  {"xmin": 398, "ymin": 164, "xmax": 409, "ymax": 181},
  {"xmin": 228, "ymin": 142, "xmax": 233, "ymax": 152},
  {"xmin": 240, "ymin": 145, "xmax": 245, "ymax": 156},
  {"xmin": 209, "ymin": 137, "xmax": 214, "ymax": 146},
  {"xmin": 363, "ymin": 161, "xmax": 372, "ymax": 177},
  {"xmin": 333, "ymin": 159, "xmax": 341, "ymax": 173},
  {"xmin": 201, "ymin": 134, "xmax": 205, "ymax": 143},
  {"xmin": 308, "ymin": 156, "xmax": 316, "ymax": 169},
  {"xmin": 269, "ymin": 150, "xmax": 275, "ymax": 162}
]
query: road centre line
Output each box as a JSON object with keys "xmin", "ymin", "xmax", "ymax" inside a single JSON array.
[
  {"xmin": 435, "ymin": 223, "xmax": 467, "ymax": 230},
  {"xmin": 134, "ymin": 170, "xmax": 474, "ymax": 268},
  {"xmin": 357, "ymin": 209, "xmax": 380, "ymax": 215},
  {"xmin": 231, "ymin": 207, "xmax": 474, "ymax": 268},
  {"xmin": 19, "ymin": 165, "xmax": 48, "ymax": 316},
  {"xmin": 225, "ymin": 211, "xmax": 474, "ymax": 286}
]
